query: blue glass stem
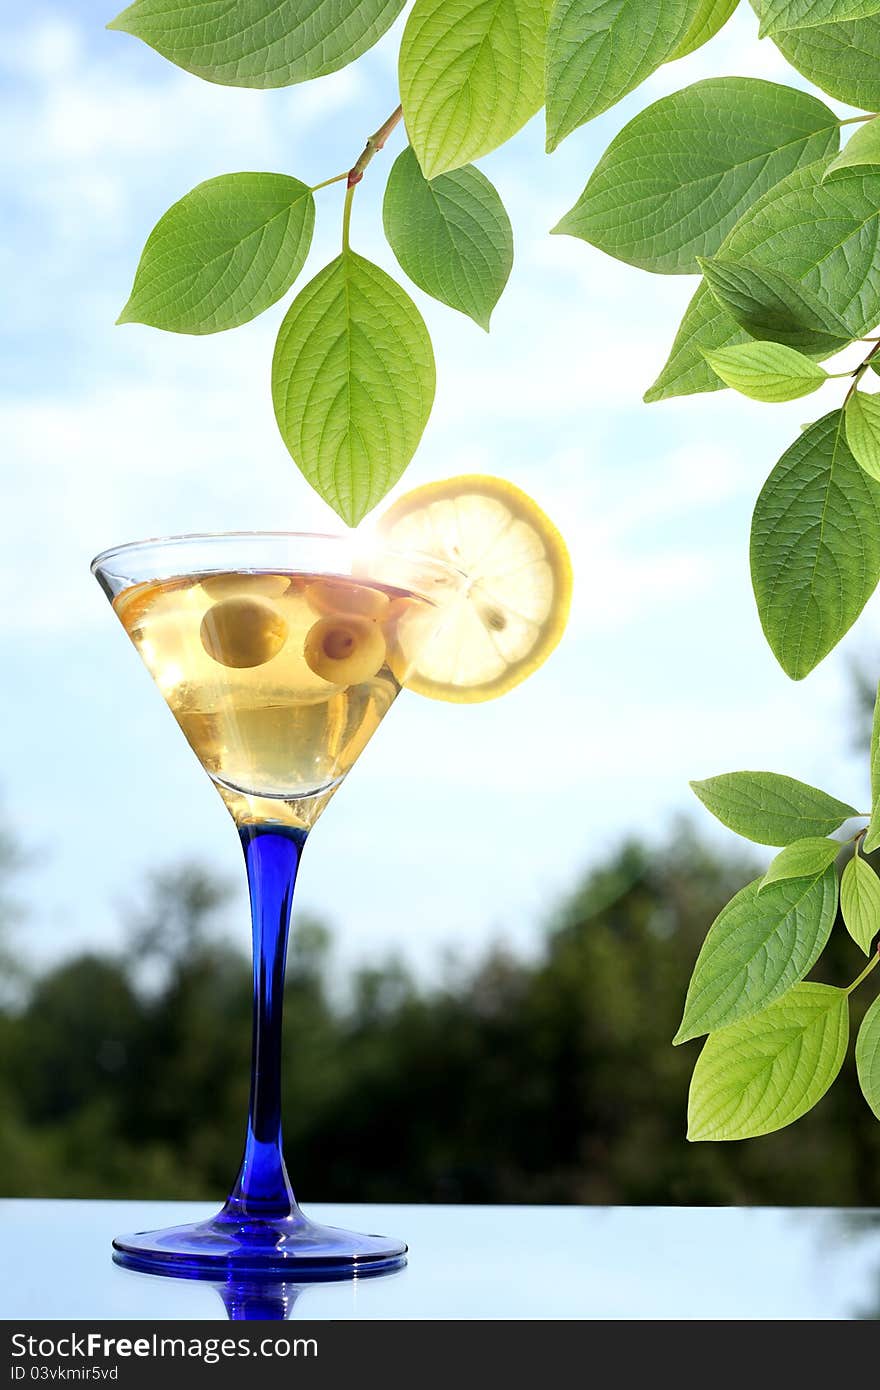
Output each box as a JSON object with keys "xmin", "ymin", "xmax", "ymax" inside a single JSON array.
[
  {"xmin": 111, "ymin": 816, "xmax": 407, "ymax": 1276},
  {"xmin": 223, "ymin": 824, "xmax": 308, "ymax": 1222}
]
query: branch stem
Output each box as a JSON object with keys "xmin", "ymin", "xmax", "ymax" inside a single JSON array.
[
  {"xmin": 347, "ymin": 104, "xmax": 404, "ymax": 188},
  {"xmin": 339, "ymin": 103, "xmax": 404, "ymax": 252},
  {"xmin": 342, "ymin": 183, "xmax": 355, "ymax": 253},
  {"xmin": 838, "ymin": 113, "xmax": 879, "ymax": 126},
  {"xmin": 844, "ymin": 338, "xmax": 880, "ymax": 404},
  {"xmin": 846, "ymin": 950, "xmax": 880, "ymax": 995},
  {"xmin": 311, "ymin": 172, "xmax": 348, "ymax": 193}
]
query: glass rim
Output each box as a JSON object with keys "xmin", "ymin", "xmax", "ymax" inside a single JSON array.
[{"xmin": 90, "ymin": 529, "xmax": 463, "ymax": 584}]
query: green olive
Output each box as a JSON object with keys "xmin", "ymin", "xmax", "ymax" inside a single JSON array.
[
  {"xmin": 200, "ymin": 597, "xmax": 288, "ymax": 669},
  {"xmin": 200, "ymin": 573, "xmax": 290, "ymax": 600},
  {"xmin": 305, "ymin": 579, "xmax": 390, "ymax": 621},
  {"xmin": 303, "ymin": 616, "xmax": 387, "ymax": 685}
]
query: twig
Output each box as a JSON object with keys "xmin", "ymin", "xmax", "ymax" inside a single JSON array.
[{"xmin": 347, "ymin": 105, "xmax": 404, "ymax": 188}]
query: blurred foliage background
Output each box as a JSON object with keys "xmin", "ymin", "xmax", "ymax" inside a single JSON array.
[{"xmin": 2, "ymin": 749, "xmax": 879, "ymax": 1205}]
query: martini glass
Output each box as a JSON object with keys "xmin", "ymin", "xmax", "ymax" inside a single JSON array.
[{"xmin": 92, "ymin": 532, "xmax": 460, "ymax": 1280}]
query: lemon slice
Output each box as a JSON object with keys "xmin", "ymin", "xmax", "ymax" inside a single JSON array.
[{"xmin": 377, "ymin": 475, "xmax": 572, "ymax": 702}]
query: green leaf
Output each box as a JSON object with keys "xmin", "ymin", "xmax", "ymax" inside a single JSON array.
[
  {"xmin": 844, "ymin": 390, "xmax": 880, "ymax": 483},
  {"xmin": 840, "ymin": 854, "xmax": 880, "ymax": 953},
  {"xmin": 272, "ymin": 253, "xmax": 435, "ymax": 527},
  {"xmin": 645, "ymin": 282, "xmax": 748, "ymax": 403},
  {"xmin": 675, "ymin": 871, "xmax": 838, "ymax": 1043},
  {"xmin": 762, "ymin": 7, "xmax": 880, "ymax": 110},
  {"xmin": 690, "ymin": 770, "xmax": 857, "ymax": 845},
  {"xmin": 864, "ymin": 683, "xmax": 880, "ymax": 852},
  {"xmin": 759, "ymin": 0, "xmax": 880, "ymax": 38},
  {"xmin": 117, "ymin": 174, "xmax": 314, "ymax": 335},
  {"xmin": 855, "ymin": 993, "xmax": 880, "ymax": 1120},
  {"xmin": 760, "ymin": 837, "xmax": 840, "ymax": 890},
  {"xmin": 823, "ymin": 118, "xmax": 880, "ymax": 180},
  {"xmin": 702, "ymin": 342, "xmax": 827, "ymax": 402},
  {"xmin": 108, "ymin": 0, "xmax": 406, "ymax": 87},
  {"xmin": 545, "ymin": 0, "xmax": 698, "ymax": 151},
  {"xmin": 667, "ymin": 0, "xmax": 739, "ymax": 59},
  {"xmin": 751, "ymin": 411, "xmax": 880, "ymax": 679},
  {"xmin": 399, "ymin": 0, "xmax": 547, "ymax": 180},
  {"xmin": 647, "ymin": 158, "xmax": 880, "ymax": 403},
  {"xmin": 699, "ymin": 256, "xmax": 852, "ymax": 354},
  {"xmin": 687, "ymin": 983, "xmax": 848, "ymax": 1141},
  {"xmin": 554, "ymin": 79, "xmax": 838, "ymax": 275},
  {"xmin": 382, "ymin": 148, "xmax": 513, "ymax": 331}
]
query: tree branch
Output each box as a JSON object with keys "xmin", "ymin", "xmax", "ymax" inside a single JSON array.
[{"xmin": 347, "ymin": 105, "xmax": 404, "ymax": 188}]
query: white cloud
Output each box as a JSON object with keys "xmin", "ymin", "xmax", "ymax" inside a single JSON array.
[{"xmin": 16, "ymin": 15, "xmax": 83, "ymax": 78}]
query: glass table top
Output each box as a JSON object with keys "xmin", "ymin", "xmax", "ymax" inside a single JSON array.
[{"xmin": 1, "ymin": 1200, "xmax": 878, "ymax": 1320}]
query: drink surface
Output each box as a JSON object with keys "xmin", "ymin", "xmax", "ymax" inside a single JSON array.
[{"xmin": 114, "ymin": 570, "xmax": 430, "ymax": 829}]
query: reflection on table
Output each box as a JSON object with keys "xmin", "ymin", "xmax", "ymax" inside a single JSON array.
[{"xmin": 2, "ymin": 1202, "xmax": 880, "ymax": 1320}]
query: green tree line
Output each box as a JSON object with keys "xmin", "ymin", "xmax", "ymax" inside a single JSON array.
[{"xmin": 1, "ymin": 815, "xmax": 878, "ymax": 1205}]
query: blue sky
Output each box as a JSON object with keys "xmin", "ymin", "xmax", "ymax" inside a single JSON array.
[{"xmin": 2, "ymin": 3, "xmax": 875, "ymax": 978}]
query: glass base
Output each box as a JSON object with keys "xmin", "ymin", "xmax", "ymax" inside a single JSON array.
[{"xmin": 112, "ymin": 1209, "xmax": 407, "ymax": 1281}]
